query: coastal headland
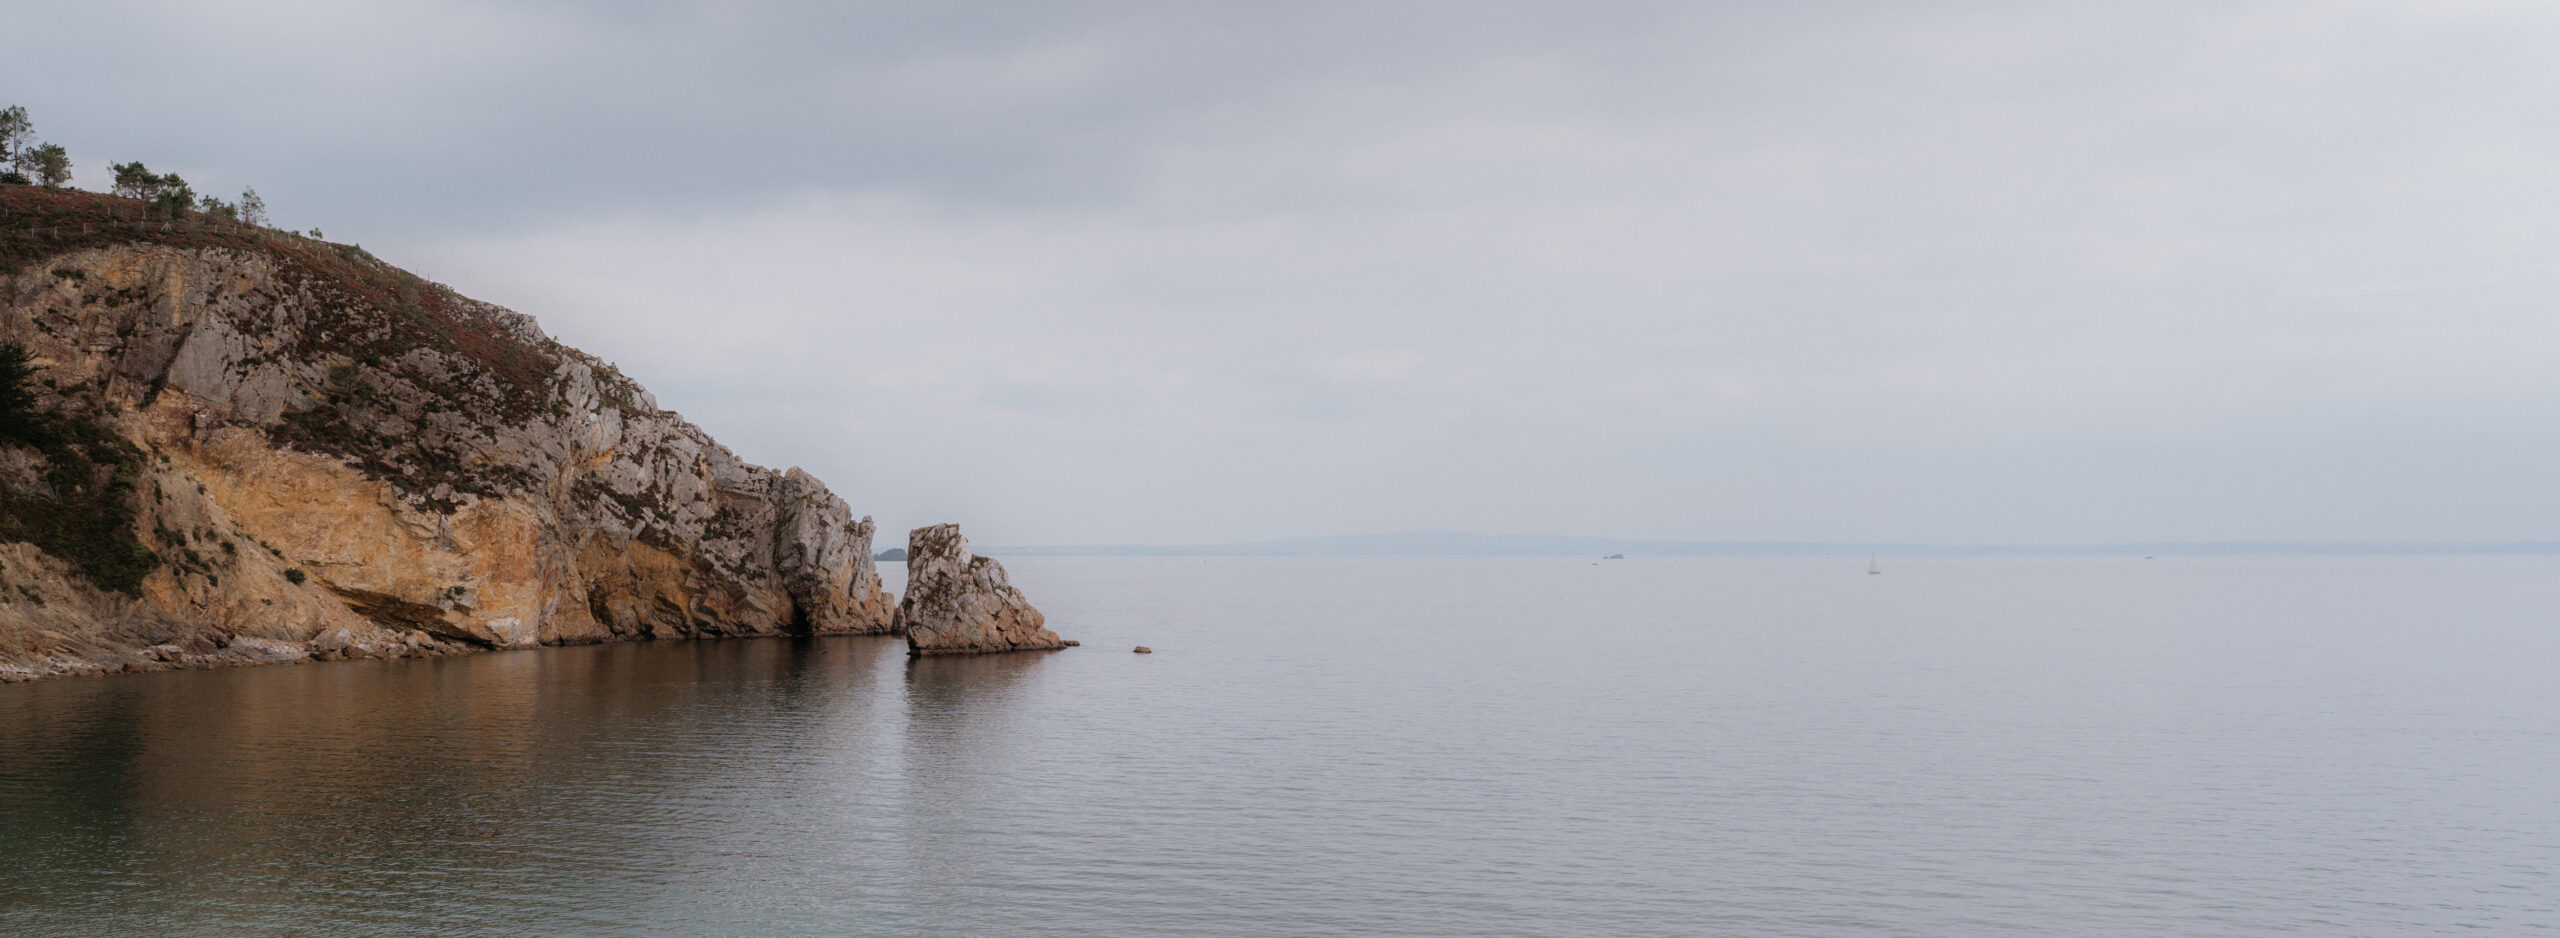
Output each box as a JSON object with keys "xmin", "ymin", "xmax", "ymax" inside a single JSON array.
[{"xmin": 0, "ymin": 187, "xmax": 912, "ymax": 681}]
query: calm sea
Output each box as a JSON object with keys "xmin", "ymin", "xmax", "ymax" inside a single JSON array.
[{"xmin": 1, "ymin": 556, "xmax": 2554, "ymax": 936}]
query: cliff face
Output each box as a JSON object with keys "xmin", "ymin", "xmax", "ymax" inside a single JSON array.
[{"xmin": 0, "ymin": 195, "xmax": 893, "ymax": 681}]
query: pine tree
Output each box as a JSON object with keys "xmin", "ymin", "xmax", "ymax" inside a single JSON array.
[
  {"xmin": 0, "ymin": 106, "xmax": 28, "ymax": 170},
  {"xmin": 0, "ymin": 341, "xmax": 42, "ymax": 444},
  {"xmin": 19, "ymin": 143, "xmax": 69, "ymax": 188},
  {"xmin": 111, "ymin": 162, "xmax": 160, "ymax": 199},
  {"xmin": 0, "ymin": 106, "xmax": 30, "ymax": 186}
]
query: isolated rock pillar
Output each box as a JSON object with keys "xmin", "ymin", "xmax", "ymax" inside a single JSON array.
[{"xmin": 897, "ymin": 524, "xmax": 1066, "ymax": 655}]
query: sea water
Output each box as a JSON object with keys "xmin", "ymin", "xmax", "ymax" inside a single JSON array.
[{"xmin": 1, "ymin": 556, "xmax": 2553, "ymax": 935}]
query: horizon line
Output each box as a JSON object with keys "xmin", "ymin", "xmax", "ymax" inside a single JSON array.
[{"xmin": 965, "ymin": 531, "xmax": 2560, "ymax": 558}]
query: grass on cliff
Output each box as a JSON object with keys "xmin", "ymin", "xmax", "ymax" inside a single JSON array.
[
  {"xmin": 0, "ymin": 341, "xmax": 154, "ymax": 594},
  {"xmin": 0, "ymin": 409, "xmax": 156, "ymax": 595}
]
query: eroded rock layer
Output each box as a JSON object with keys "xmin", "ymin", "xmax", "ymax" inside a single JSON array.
[
  {"xmin": 0, "ymin": 194, "xmax": 893, "ymax": 681},
  {"xmin": 897, "ymin": 523, "xmax": 1063, "ymax": 656}
]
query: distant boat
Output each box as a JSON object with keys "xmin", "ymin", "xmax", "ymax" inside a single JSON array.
[{"xmin": 1867, "ymin": 555, "xmax": 1881, "ymax": 575}]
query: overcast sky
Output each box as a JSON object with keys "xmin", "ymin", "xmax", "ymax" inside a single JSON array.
[{"xmin": 12, "ymin": 1, "xmax": 2560, "ymax": 545}]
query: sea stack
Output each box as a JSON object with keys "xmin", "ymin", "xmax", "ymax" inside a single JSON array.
[{"xmin": 897, "ymin": 523, "xmax": 1066, "ymax": 656}]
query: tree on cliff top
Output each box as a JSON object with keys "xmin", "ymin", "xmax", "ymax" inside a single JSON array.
[
  {"xmin": 110, "ymin": 162, "xmax": 163, "ymax": 199},
  {"xmin": 151, "ymin": 175, "xmax": 195, "ymax": 217},
  {"xmin": 0, "ymin": 107, "xmax": 27, "ymax": 161},
  {"xmin": 0, "ymin": 106, "xmax": 31, "ymax": 186},
  {"xmin": 111, "ymin": 162, "xmax": 197, "ymax": 216},
  {"xmin": 0, "ymin": 106, "xmax": 68, "ymax": 187},
  {"xmin": 18, "ymin": 143, "xmax": 70, "ymax": 188}
]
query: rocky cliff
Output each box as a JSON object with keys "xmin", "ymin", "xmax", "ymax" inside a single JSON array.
[
  {"xmin": 899, "ymin": 523, "xmax": 1064, "ymax": 656},
  {"xmin": 0, "ymin": 188, "xmax": 894, "ymax": 681}
]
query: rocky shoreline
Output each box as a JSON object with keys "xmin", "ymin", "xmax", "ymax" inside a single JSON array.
[{"xmin": 0, "ymin": 511, "xmax": 1073, "ymax": 682}]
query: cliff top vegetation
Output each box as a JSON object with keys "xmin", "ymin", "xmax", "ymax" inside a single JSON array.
[{"xmin": 1, "ymin": 183, "xmax": 570, "ymax": 407}]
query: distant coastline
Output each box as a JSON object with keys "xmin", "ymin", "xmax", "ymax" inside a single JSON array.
[{"xmin": 989, "ymin": 531, "xmax": 2560, "ymax": 558}]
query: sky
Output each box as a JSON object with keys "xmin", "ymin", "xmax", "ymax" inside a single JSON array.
[{"xmin": 10, "ymin": 1, "xmax": 2560, "ymax": 545}]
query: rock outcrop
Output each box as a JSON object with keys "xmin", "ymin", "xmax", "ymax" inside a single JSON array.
[
  {"xmin": 0, "ymin": 189, "xmax": 895, "ymax": 681},
  {"xmin": 896, "ymin": 523, "xmax": 1064, "ymax": 656}
]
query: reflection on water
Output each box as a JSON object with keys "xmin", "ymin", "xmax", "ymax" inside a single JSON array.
[
  {"xmin": 1, "ymin": 636, "xmax": 917, "ymax": 934},
  {"xmin": 4, "ymin": 557, "xmax": 2559, "ymax": 936},
  {"xmin": 894, "ymin": 650, "xmax": 1049, "ymax": 907},
  {"xmin": 901, "ymin": 649, "xmax": 1045, "ymax": 790}
]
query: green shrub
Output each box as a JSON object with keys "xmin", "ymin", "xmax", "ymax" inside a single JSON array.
[{"xmin": 0, "ymin": 411, "xmax": 156, "ymax": 594}]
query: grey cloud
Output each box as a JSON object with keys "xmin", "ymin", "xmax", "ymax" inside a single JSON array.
[
  {"xmin": 9, "ymin": 2, "xmax": 2560, "ymax": 544},
  {"xmin": 17, "ymin": 1, "xmax": 1706, "ymax": 229}
]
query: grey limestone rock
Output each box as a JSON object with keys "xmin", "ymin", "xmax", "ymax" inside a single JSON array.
[{"xmin": 897, "ymin": 523, "xmax": 1065, "ymax": 656}]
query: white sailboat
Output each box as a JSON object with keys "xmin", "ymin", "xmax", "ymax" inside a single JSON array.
[{"xmin": 1867, "ymin": 554, "xmax": 1881, "ymax": 575}]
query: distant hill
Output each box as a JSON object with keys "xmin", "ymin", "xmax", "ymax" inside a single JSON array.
[{"xmin": 991, "ymin": 531, "xmax": 2560, "ymax": 557}]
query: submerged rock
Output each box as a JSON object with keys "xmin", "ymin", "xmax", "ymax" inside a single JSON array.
[
  {"xmin": 1132, "ymin": 646, "xmax": 1151, "ymax": 654},
  {"xmin": 897, "ymin": 524, "xmax": 1065, "ymax": 656}
]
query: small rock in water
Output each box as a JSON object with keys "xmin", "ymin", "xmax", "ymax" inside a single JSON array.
[
  {"xmin": 1132, "ymin": 645, "xmax": 1152, "ymax": 654},
  {"xmin": 1062, "ymin": 640, "xmax": 1080, "ymax": 647}
]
